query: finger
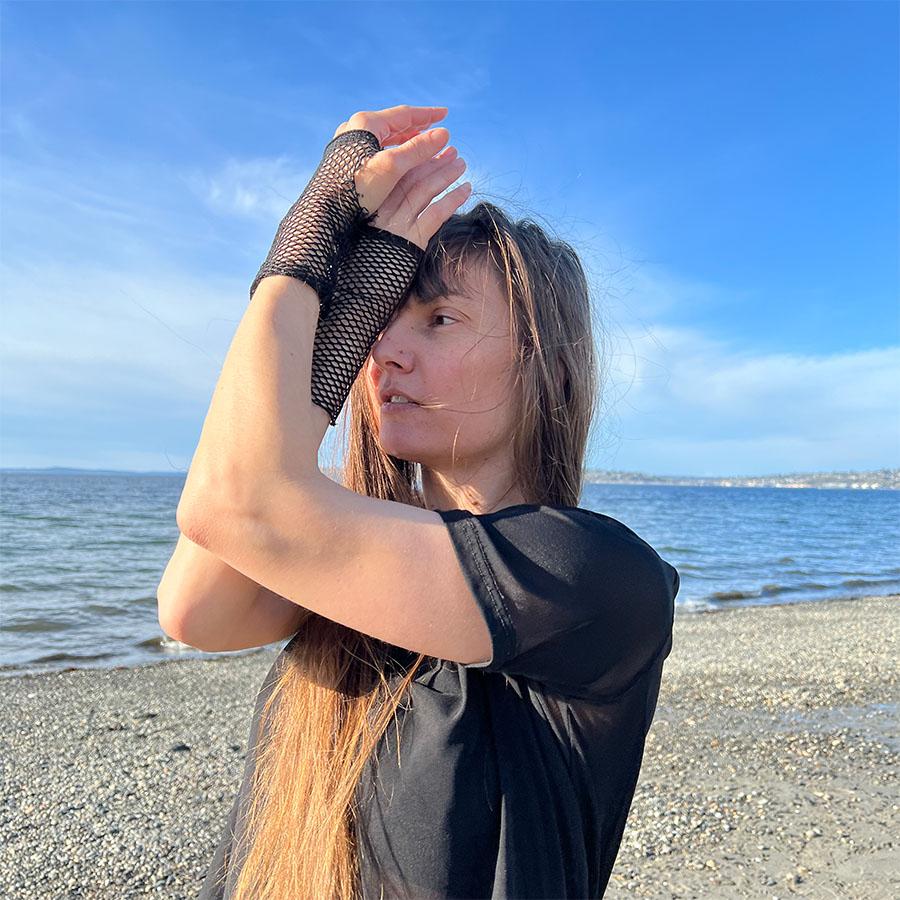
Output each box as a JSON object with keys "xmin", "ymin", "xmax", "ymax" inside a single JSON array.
[
  {"xmin": 347, "ymin": 105, "xmax": 447, "ymax": 147},
  {"xmin": 397, "ymin": 155, "xmax": 468, "ymax": 224},
  {"xmin": 380, "ymin": 105, "xmax": 447, "ymax": 147},
  {"xmin": 353, "ymin": 127, "xmax": 449, "ymax": 214},
  {"xmin": 416, "ymin": 182, "xmax": 473, "ymax": 244},
  {"xmin": 382, "ymin": 127, "xmax": 450, "ymax": 179},
  {"xmin": 369, "ymin": 103, "xmax": 447, "ymax": 126},
  {"xmin": 377, "ymin": 106, "xmax": 448, "ymax": 147},
  {"xmin": 377, "ymin": 147, "xmax": 459, "ymax": 220},
  {"xmin": 399, "ymin": 144, "xmax": 458, "ymax": 183}
]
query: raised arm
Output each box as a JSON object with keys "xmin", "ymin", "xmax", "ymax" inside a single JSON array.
[{"xmin": 158, "ymin": 531, "xmax": 308, "ymax": 652}]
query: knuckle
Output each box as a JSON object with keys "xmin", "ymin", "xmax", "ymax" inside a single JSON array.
[{"xmin": 383, "ymin": 153, "xmax": 402, "ymax": 176}]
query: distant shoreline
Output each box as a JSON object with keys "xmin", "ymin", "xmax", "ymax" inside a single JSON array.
[{"xmin": 2, "ymin": 466, "xmax": 898, "ymax": 490}]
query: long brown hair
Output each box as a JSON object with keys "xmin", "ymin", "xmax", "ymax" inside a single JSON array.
[{"xmin": 229, "ymin": 200, "xmax": 603, "ymax": 898}]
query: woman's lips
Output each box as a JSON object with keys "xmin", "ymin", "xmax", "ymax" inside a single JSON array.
[{"xmin": 381, "ymin": 400, "xmax": 420, "ymax": 413}]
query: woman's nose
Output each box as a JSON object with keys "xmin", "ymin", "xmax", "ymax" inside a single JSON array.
[{"xmin": 371, "ymin": 317, "xmax": 413, "ymax": 369}]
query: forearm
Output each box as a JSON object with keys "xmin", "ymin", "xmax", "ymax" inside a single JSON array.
[
  {"xmin": 178, "ymin": 276, "xmax": 329, "ymax": 523},
  {"xmin": 177, "ymin": 122, "xmax": 423, "ymax": 523},
  {"xmin": 157, "ymin": 531, "xmax": 261, "ymax": 641},
  {"xmin": 158, "ymin": 532, "xmax": 309, "ymax": 651}
]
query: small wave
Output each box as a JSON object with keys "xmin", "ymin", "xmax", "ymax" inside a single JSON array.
[
  {"xmin": 85, "ymin": 603, "xmax": 127, "ymax": 616},
  {"xmin": 843, "ymin": 577, "xmax": 895, "ymax": 588},
  {"xmin": 761, "ymin": 582, "xmax": 830, "ymax": 596},
  {"xmin": 678, "ymin": 592, "xmax": 900, "ymax": 617},
  {"xmin": 677, "ymin": 598, "xmax": 717, "ymax": 613},
  {"xmin": 136, "ymin": 634, "xmax": 174, "ymax": 650},
  {"xmin": 657, "ymin": 546, "xmax": 699, "ymax": 555},
  {"xmin": 710, "ymin": 589, "xmax": 755, "ymax": 601},
  {"xmin": 9, "ymin": 514, "xmax": 77, "ymax": 525},
  {"xmin": 1, "ymin": 617, "xmax": 74, "ymax": 634},
  {"xmin": 31, "ymin": 649, "xmax": 117, "ymax": 664},
  {"xmin": 711, "ymin": 581, "xmax": 832, "ymax": 603}
]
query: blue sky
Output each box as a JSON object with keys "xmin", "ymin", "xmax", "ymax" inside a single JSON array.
[{"xmin": 1, "ymin": 1, "xmax": 897, "ymax": 478}]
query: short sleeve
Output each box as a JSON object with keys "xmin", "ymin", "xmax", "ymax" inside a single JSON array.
[{"xmin": 436, "ymin": 504, "xmax": 680, "ymax": 701}]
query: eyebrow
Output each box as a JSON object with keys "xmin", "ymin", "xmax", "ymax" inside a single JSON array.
[{"xmin": 419, "ymin": 292, "xmax": 475, "ymax": 306}]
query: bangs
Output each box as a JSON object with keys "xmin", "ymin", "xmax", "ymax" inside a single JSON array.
[{"xmin": 409, "ymin": 228, "xmax": 499, "ymax": 307}]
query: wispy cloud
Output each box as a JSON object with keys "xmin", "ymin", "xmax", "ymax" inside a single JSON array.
[
  {"xmin": 185, "ymin": 156, "xmax": 315, "ymax": 221},
  {"xmin": 187, "ymin": 148, "xmax": 484, "ymax": 224},
  {"xmin": 596, "ymin": 324, "xmax": 899, "ymax": 474}
]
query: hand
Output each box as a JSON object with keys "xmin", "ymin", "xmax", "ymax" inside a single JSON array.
[{"xmin": 333, "ymin": 105, "xmax": 472, "ymax": 250}]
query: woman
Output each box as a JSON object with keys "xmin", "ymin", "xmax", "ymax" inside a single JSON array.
[{"xmin": 174, "ymin": 105, "xmax": 680, "ymax": 899}]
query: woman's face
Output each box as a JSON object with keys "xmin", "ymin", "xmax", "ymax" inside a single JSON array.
[{"xmin": 366, "ymin": 262, "xmax": 519, "ymax": 477}]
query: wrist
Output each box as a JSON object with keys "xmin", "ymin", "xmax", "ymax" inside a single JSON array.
[
  {"xmin": 252, "ymin": 275, "xmax": 321, "ymax": 315},
  {"xmin": 249, "ymin": 129, "xmax": 382, "ymax": 304}
]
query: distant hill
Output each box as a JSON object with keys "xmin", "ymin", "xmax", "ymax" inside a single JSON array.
[
  {"xmin": 2, "ymin": 466, "xmax": 897, "ymax": 489},
  {"xmin": 582, "ymin": 468, "xmax": 899, "ymax": 490}
]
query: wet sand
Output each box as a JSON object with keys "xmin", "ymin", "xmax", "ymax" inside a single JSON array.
[{"xmin": 1, "ymin": 594, "xmax": 896, "ymax": 899}]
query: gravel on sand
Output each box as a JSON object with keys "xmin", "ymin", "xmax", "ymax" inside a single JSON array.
[{"xmin": 2, "ymin": 594, "xmax": 896, "ymax": 899}]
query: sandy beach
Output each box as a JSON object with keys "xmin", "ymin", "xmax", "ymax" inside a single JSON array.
[{"xmin": 2, "ymin": 593, "xmax": 896, "ymax": 900}]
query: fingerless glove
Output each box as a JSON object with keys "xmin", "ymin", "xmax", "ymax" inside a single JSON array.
[
  {"xmin": 249, "ymin": 129, "xmax": 382, "ymax": 306},
  {"xmin": 310, "ymin": 224, "xmax": 424, "ymax": 426}
]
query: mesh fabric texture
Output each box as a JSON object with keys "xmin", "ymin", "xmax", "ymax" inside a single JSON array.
[
  {"xmin": 249, "ymin": 129, "xmax": 382, "ymax": 305},
  {"xmin": 310, "ymin": 223, "xmax": 424, "ymax": 426}
]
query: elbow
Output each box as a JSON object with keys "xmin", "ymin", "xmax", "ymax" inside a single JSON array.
[
  {"xmin": 156, "ymin": 565, "xmax": 188, "ymax": 644},
  {"xmin": 158, "ymin": 609, "xmax": 179, "ymax": 644},
  {"xmin": 157, "ymin": 588, "xmax": 206, "ymax": 650},
  {"xmin": 176, "ymin": 480, "xmax": 261, "ymax": 553},
  {"xmin": 176, "ymin": 494, "xmax": 224, "ymax": 553},
  {"xmin": 176, "ymin": 465, "xmax": 236, "ymax": 547},
  {"xmin": 176, "ymin": 496, "xmax": 204, "ymax": 544},
  {"xmin": 156, "ymin": 539, "xmax": 194, "ymax": 645}
]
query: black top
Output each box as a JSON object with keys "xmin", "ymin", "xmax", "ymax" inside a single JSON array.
[{"xmin": 199, "ymin": 503, "xmax": 680, "ymax": 899}]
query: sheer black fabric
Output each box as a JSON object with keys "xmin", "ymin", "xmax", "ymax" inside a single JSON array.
[
  {"xmin": 310, "ymin": 224, "xmax": 423, "ymax": 425},
  {"xmin": 249, "ymin": 128, "xmax": 381, "ymax": 303}
]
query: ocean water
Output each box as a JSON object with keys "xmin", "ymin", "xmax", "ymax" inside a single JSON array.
[{"xmin": 1, "ymin": 472, "xmax": 897, "ymax": 678}]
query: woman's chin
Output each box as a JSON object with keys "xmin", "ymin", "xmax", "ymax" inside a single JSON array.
[{"xmin": 376, "ymin": 426, "xmax": 428, "ymax": 460}]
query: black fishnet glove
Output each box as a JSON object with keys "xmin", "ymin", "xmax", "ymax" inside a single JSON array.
[
  {"xmin": 249, "ymin": 129, "xmax": 383, "ymax": 305},
  {"xmin": 310, "ymin": 223, "xmax": 424, "ymax": 426}
]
